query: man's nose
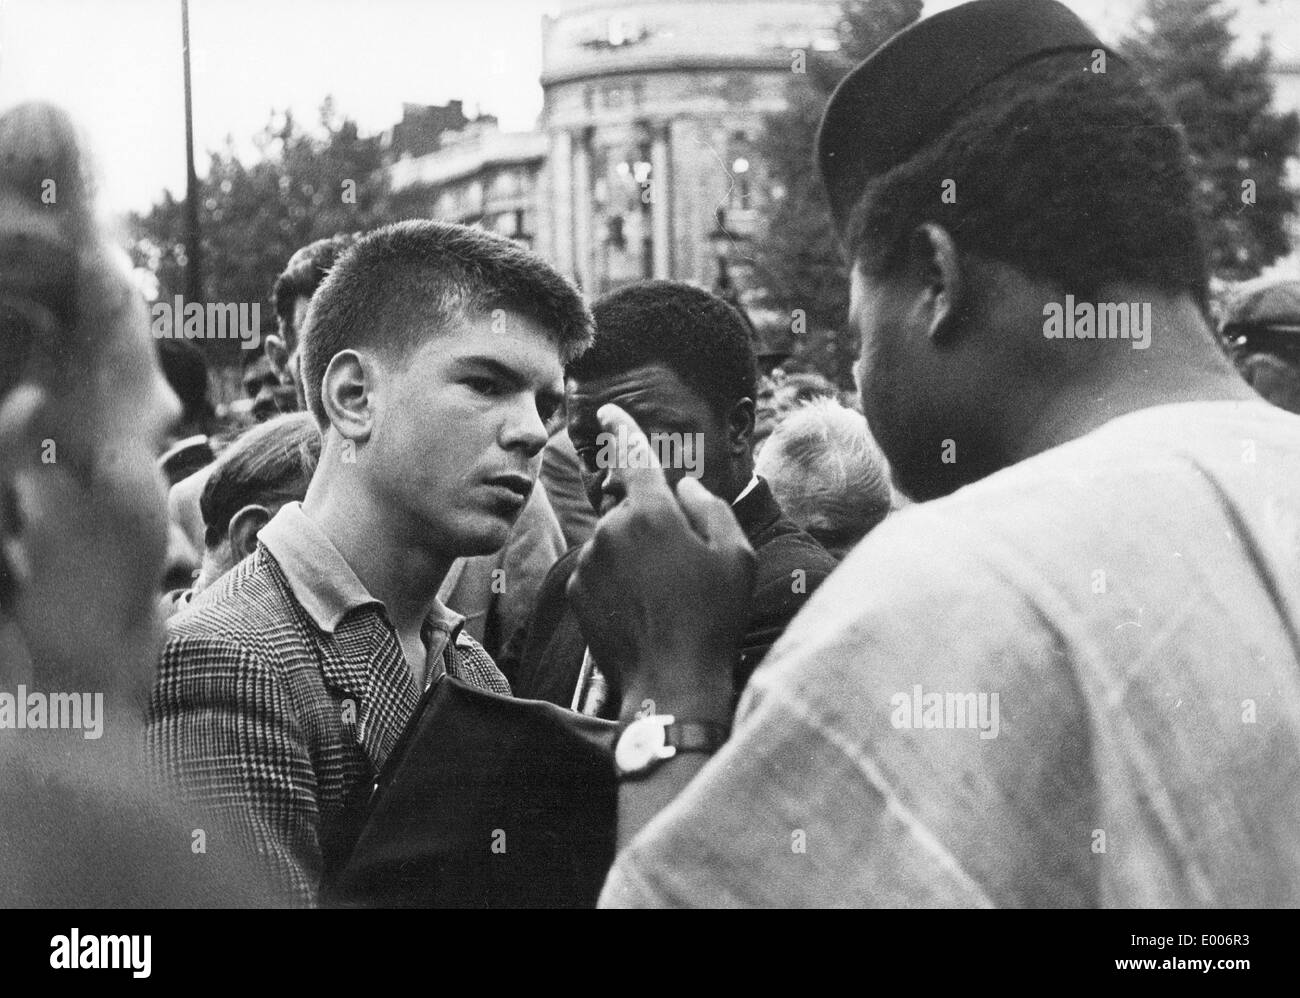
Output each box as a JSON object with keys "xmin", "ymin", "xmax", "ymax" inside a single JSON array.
[
  {"xmin": 500, "ymin": 399, "xmax": 549, "ymax": 457},
  {"xmin": 253, "ymin": 385, "xmax": 279, "ymax": 418}
]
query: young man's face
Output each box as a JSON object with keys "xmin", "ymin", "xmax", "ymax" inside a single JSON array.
[
  {"xmin": 365, "ymin": 308, "xmax": 563, "ymax": 557},
  {"xmin": 565, "ymin": 362, "xmax": 737, "ymax": 517}
]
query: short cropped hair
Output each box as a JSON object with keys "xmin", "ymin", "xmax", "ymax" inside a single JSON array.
[
  {"xmin": 300, "ymin": 220, "xmax": 593, "ymax": 427},
  {"xmin": 571, "ymin": 280, "xmax": 758, "ymax": 418},
  {"xmin": 271, "ymin": 233, "xmax": 359, "ymax": 343},
  {"xmin": 847, "ymin": 53, "xmax": 1209, "ymax": 308},
  {"xmin": 199, "ymin": 412, "xmax": 321, "ymax": 548},
  {"xmin": 756, "ymin": 397, "xmax": 892, "ymax": 557}
]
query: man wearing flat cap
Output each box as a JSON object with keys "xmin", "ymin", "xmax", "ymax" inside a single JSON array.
[{"xmin": 568, "ymin": 0, "xmax": 1300, "ymax": 907}]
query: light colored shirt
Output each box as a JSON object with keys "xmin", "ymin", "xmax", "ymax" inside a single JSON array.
[
  {"xmin": 732, "ymin": 474, "xmax": 761, "ymax": 506},
  {"xmin": 600, "ymin": 400, "xmax": 1300, "ymax": 907},
  {"xmin": 261, "ymin": 502, "xmax": 465, "ymax": 690}
]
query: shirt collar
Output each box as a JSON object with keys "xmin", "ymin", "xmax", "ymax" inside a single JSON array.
[
  {"xmin": 260, "ymin": 502, "xmax": 466, "ymax": 640},
  {"xmin": 732, "ymin": 474, "xmax": 761, "ymax": 507}
]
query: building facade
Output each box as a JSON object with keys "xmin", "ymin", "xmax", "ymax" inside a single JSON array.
[
  {"xmin": 390, "ymin": 118, "xmax": 547, "ymax": 247},
  {"xmin": 536, "ymin": 0, "xmax": 841, "ymax": 295},
  {"xmin": 389, "ymin": 1, "xmax": 1300, "ymax": 293},
  {"xmin": 389, "ymin": 0, "xmax": 842, "ymax": 297}
]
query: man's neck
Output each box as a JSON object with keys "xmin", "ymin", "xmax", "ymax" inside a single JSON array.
[
  {"xmin": 1007, "ymin": 292, "xmax": 1259, "ymax": 464},
  {"xmin": 301, "ymin": 475, "xmax": 454, "ymax": 636}
]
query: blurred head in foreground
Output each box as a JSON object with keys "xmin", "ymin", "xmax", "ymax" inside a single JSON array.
[{"xmin": 0, "ymin": 101, "xmax": 180, "ymax": 707}]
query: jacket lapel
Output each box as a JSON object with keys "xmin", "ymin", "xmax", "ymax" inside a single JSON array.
[{"xmin": 319, "ymin": 610, "xmax": 419, "ymax": 772}]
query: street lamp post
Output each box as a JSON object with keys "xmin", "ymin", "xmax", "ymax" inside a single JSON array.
[
  {"xmin": 181, "ymin": 0, "xmax": 203, "ymax": 306},
  {"xmin": 708, "ymin": 207, "xmax": 757, "ymax": 339}
]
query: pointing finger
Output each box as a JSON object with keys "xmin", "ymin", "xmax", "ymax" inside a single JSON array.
[{"xmin": 596, "ymin": 403, "xmax": 681, "ymax": 518}]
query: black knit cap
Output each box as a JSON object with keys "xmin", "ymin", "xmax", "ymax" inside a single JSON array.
[{"xmin": 816, "ymin": 0, "xmax": 1119, "ymax": 238}]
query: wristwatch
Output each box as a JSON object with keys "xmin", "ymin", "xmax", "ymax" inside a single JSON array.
[{"xmin": 614, "ymin": 714, "xmax": 729, "ymax": 779}]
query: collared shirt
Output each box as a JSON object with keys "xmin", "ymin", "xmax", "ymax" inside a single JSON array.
[
  {"xmin": 732, "ymin": 474, "xmax": 761, "ymax": 507},
  {"xmin": 601, "ymin": 400, "xmax": 1300, "ymax": 907},
  {"xmin": 260, "ymin": 502, "xmax": 466, "ymax": 691}
]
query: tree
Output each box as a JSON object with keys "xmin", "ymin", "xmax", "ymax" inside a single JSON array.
[
  {"xmin": 749, "ymin": 0, "xmax": 922, "ymax": 386},
  {"xmin": 128, "ymin": 99, "xmax": 400, "ymax": 362},
  {"xmin": 1121, "ymin": 0, "xmax": 1299, "ymax": 281}
]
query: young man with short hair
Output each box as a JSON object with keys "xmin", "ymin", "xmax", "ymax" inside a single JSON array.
[{"xmin": 149, "ymin": 220, "xmax": 592, "ymax": 905}]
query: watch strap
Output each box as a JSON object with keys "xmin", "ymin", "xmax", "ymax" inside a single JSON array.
[{"xmin": 663, "ymin": 719, "xmax": 729, "ymax": 754}]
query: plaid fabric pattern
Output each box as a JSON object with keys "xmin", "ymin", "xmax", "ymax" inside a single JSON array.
[
  {"xmin": 146, "ymin": 544, "xmax": 510, "ymax": 907},
  {"xmin": 448, "ymin": 635, "xmax": 511, "ymax": 696}
]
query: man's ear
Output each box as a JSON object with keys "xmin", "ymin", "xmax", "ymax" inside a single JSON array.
[
  {"xmin": 728, "ymin": 396, "xmax": 756, "ymax": 454},
  {"xmin": 227, "ymin": 504, "xmax": 272, "ymax": 561},
  {"xmin": 906, "ymin": 222, "xmax": 964, "ymax": 344},
  {"xmin": 264, "ymin": 332, "xmax": 290, "ymax": 376},
  {"xmin": 319, "ymin": 349, "xmax": 373, "ymax": 442},
  {"xmin": 0, "ymin": 384, "xmax": 53, "ymax": 596}
]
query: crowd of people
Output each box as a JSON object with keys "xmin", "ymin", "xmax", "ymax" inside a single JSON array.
[{"xmin": 3, "ymin": 0, "xmax": 1300, "ymax": 908}]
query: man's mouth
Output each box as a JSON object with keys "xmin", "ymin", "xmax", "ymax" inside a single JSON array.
[{"xmin": 484, "ymin": 473, "xmax": 535, "ymax": 503}]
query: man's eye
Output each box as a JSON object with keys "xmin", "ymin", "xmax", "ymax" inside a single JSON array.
[
  {"xmin": 575, "ymin": 447, "xmax": 600, "ymax": 472},
  {"xmin": 466, "ymin": 377, "xmax": 502, "ymax": 396}
]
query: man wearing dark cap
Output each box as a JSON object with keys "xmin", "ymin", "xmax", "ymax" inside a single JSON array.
[{"xmin": 572, "ymin": 0, "xmax": 1300, "ymax": 907}]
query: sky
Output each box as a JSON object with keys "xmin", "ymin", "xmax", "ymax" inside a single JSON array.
[
  {"xmin": 0, "ymin": 0, "xmax": 559, "ymax": 213},
  {"xmin": 1, "ymin": 0, "xmax": 1296, "ymax": 217}
]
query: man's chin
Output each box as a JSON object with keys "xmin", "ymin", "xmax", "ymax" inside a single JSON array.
[{"xmin": 451, "ymin": 517, "xmax": 515, "ymax": 558}]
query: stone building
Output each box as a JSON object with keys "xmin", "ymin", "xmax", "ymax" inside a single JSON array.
[
  {"xmin": 536, "ymin": 0, "xmax": 841, "ymax": 296},
  {"xmin": 390, "ymin": 116, "xmax": 547, "ymax": 248},
  {"xmin": 389, "ymin": 0, "xmax": 842, "ymax": 299},
  {"xmin": 388, "ymin": 102, "xmax": 547, "ymax": 248}
]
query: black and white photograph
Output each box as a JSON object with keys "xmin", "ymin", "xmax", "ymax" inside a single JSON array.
[{"xmin": 0, "ymin": 0, "xmax": 1296, "ymax": 973}]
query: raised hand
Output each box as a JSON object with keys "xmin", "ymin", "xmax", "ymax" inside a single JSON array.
[{"xmin": 566, "ymin": 404, "xmax": 756, "ymax": 722}]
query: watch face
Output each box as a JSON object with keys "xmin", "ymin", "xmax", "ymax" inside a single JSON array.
[{"xmin": 615, "ymin": 716, "xmax": 668, "ymax": 774}]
